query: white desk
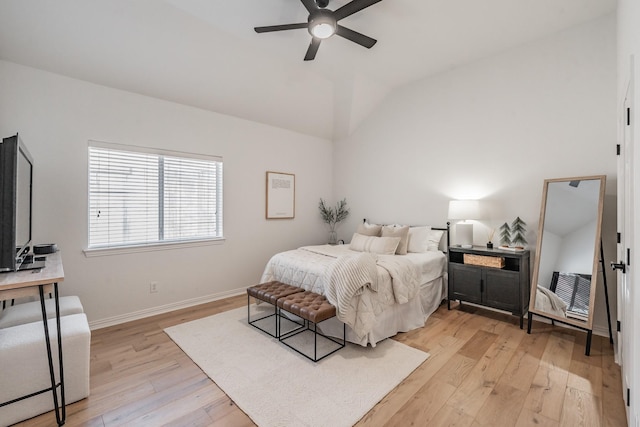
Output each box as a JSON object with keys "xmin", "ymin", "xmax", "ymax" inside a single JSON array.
[{"xmin": 0, "ymin": 252, "xmax": 66, "ymax": 426}]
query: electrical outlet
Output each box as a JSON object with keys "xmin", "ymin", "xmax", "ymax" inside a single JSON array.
[{"xmin": 150, "ymin": 281, "xmax": 158, "ymax": 293}]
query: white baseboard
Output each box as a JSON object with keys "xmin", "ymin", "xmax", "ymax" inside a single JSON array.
[
  {"xmin": 88, "ymin": 288, "xmax": 246, "ymax": 330},
  {"xmin": 592, "ymin": 324, "xmax": 615, "ymax": 340}
]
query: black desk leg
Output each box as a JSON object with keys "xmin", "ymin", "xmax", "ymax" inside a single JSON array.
[
  {"xmin": 585, "ymin": 330, "xmax": 593, "ymax": 356},
  {"xmin": 54, "ymin": 284, "xmax": 66, "ymax": 422},
  {"xmin": 527, "ymin": 312, "xmax": 533, "ymax": 334},
  {"xmin": 38, "ymin": 284, "xmax": 65, "ymax": 426}
]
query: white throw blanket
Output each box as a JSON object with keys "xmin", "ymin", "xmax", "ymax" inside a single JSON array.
[
  {"xmin": 322, "ymin": 252, "xmax": 420, "ymax": 340},
  {"xmin": 323, "ymin": 253, "xmax": 379, "ymax": 339}
]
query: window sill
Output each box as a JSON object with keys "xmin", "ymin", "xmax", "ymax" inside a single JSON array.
[{"xmin": 83, "ymin": 237, "xmax": 225, "ymax": 257}]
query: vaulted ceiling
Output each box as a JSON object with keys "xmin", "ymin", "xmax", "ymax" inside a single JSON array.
[{"xmin": 0, "ymin": 0, "xmax": 617, "ymax": 140}]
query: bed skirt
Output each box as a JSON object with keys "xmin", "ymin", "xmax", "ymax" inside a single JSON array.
[{"xmin": 312, "ymin": 275, "xmax": 447, "ymax": 347}]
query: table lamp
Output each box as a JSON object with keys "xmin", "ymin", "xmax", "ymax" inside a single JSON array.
[{"xmin": 448, "ymin": 200, "xmax": 480, "ymax": 248}]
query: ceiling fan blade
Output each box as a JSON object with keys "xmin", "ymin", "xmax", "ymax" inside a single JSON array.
[
  {"xmin": 304, "ymin": 38, "xmax": 321, "ymax": 61},
  {"xmin": 334, "ymin": 0, "xmax": 382, "ymax": 21},
  {"xmin": 299, "ymin": 0, "xmax": 318, "ymax": 13},
  {"xmin": 335, "ymin": 25, "xmax": 377, "ymax": 48},
  {"xmin": 254, "ymin": 23, "xmax": 308, "ymax": 33}
]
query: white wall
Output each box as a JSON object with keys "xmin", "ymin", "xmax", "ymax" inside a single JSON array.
[
  {"xmin": 0, "ymin": 60, "xmax": 333, "ymax": 326},
  {"xmin": 334, "ymin": 15, "xmax": 617, "ymax": 333},
  {"xmin": 556, "ymin": 220, "xmax": 599, "ymax": 275},
  {"xmin": 538, "ymin": 231, "xmax": 561, "ymax": 288}
]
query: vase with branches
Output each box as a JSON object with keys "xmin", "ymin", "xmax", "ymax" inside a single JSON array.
[{"xmin": 318, "ymin": 198, "xmax": 350, "ymax": 244}]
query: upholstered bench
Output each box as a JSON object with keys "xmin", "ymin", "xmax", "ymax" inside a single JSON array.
[
  {"xmin": 276, "ymin": 290, "xmax": 345, "ymax": 362},
  {"xmin": 0, "ymin": 313, "xmax": 91, "ymax": 427},
  {"xmin": 246, "ymin": 281, "xmax": 304, "ymax": 338}
]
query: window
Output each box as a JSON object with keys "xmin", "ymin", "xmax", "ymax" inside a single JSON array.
[{"xmin": 88, "ymin": 141, "xmax": 223, "ymax": 250}]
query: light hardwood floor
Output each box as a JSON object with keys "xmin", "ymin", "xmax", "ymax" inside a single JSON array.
[{"xmin": 15, "ymin": 296, "xmax": 628, "ymax": 427}]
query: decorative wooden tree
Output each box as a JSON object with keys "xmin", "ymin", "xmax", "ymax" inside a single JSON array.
[
  {"xmin": 499, "ymin": 222, "xmax": 511, "ymax": 247},
  {"xmin": 510, "ymin": 217, "xmax": 528, "ymax": 248}
]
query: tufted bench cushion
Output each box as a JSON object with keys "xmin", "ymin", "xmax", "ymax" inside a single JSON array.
[
  {"xmin": 276, "ymin": 291, "xmax": 336, "ymax": 324},
  {"xmin": 246, "ymin": 281, "xmax": 304, "ymax": 304}
]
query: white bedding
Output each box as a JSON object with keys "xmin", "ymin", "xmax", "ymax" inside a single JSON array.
[
  {"xmin": 259, "ymin": 244, "xmax": 447, "ymax": 346},
  {"xmin": 535, "ymin": 285, "xmax": 568, "ymax": 318}
]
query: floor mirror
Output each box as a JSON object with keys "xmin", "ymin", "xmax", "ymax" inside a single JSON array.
[{"xmin": 527, "ymin": 175, "xmax": 606, "ymax": 355}]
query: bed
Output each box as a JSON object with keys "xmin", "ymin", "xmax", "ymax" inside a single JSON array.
[{"xmin": 259, "ymin": 223, "xmax": 449, "ymax": 346}]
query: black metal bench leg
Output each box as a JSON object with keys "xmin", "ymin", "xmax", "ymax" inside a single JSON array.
[{"xmin": 247, "ymin": 294, "xmax": 279, "ymax": 338}]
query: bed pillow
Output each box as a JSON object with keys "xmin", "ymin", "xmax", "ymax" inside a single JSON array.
[
  {"xmin": 381, "ymin": 225, "xmax": 410, "ymax": 255},
  {"xmin": 356, "ymin": 222, "xmax": 382, "ymax": 237},
  {"xmin": 427, "ymin": 229, "xmax": 445, "ymax": 251},
  {"xmin": 349, "ymin": 233, "xmax": 401, "ymax": 255},
  {"xmin": 407, "ymin": 226, "xmax": 431, "ymax": 253}
]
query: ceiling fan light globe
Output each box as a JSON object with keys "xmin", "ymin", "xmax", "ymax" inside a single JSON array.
[
  {"xmin": 308, "ymin": 11, "xmax": 336, "ymax": 39},
  {"xmin": 311, "ymin": 22, "xmax": 335, "ymax": 39}
]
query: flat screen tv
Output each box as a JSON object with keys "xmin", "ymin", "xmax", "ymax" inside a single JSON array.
[{"xmin": 0, "ymin": 134, "xmax": 34, "ymax": 272}]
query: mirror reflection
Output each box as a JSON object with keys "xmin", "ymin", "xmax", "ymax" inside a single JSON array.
[{"xmin": 530, "ymin": 176, "xmax": 605, "ymax": 329}]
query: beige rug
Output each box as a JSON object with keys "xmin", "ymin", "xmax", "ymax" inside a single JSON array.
[{"xmin": 164, "ymin": 305, "xmax": 429, "ymax": 427}]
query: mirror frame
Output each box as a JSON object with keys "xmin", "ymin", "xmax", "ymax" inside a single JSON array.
[{"xmin": 528, "ymin": 175, "xmax": 606, "ymax": 331}]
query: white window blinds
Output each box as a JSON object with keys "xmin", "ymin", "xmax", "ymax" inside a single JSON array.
[{"xmin": 88, "ymin": 142, "xmax": 223, "ymax": 249}]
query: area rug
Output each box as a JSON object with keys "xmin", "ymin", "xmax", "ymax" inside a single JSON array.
[{"xmin": 164, "ymin": 305, "xmax": 429, "ymax": 427}]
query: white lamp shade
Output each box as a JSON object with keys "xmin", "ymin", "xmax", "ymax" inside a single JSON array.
[
  {"xmin": 448, "ymin": 200, "xmax": 480, "ymax": 220},
  {"xmin": 449, "ymin": 200, "xmax": 480, "ymax": 248}
]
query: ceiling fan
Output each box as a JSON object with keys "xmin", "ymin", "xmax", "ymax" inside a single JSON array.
[{"xmin": 254, "ymin": 0, "xmax": 382, "ymax": 61}]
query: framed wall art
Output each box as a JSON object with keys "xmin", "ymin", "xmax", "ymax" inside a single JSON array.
[{"xmin": 266, "ymin": 171, "xmax": 295, "ymax": 219}]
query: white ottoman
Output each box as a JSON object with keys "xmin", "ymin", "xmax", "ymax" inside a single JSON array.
[
  {"xmin": 0, "ymin": 296, "xmax": 84, "ymax": 329},
  {"xmin": 0, "ymin": 313, "xmax": 91, "ymax": 427}
]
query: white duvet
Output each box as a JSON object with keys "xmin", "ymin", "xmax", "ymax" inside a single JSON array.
[{"xmin": 259, "ymin": 245, "xmax": 446, "ymax": 340}]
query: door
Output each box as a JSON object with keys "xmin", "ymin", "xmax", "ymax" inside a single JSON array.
[
  {"xmin": 484, "ymin": 269, "xmax": 519, "ymax": 312},
  {"xmin": 450, "ymin": 264, "xmax": 482, "ymax": 304},
  {"xmin": 617, "ymin": 58, "xmax": 634, "ymax": 422}
]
